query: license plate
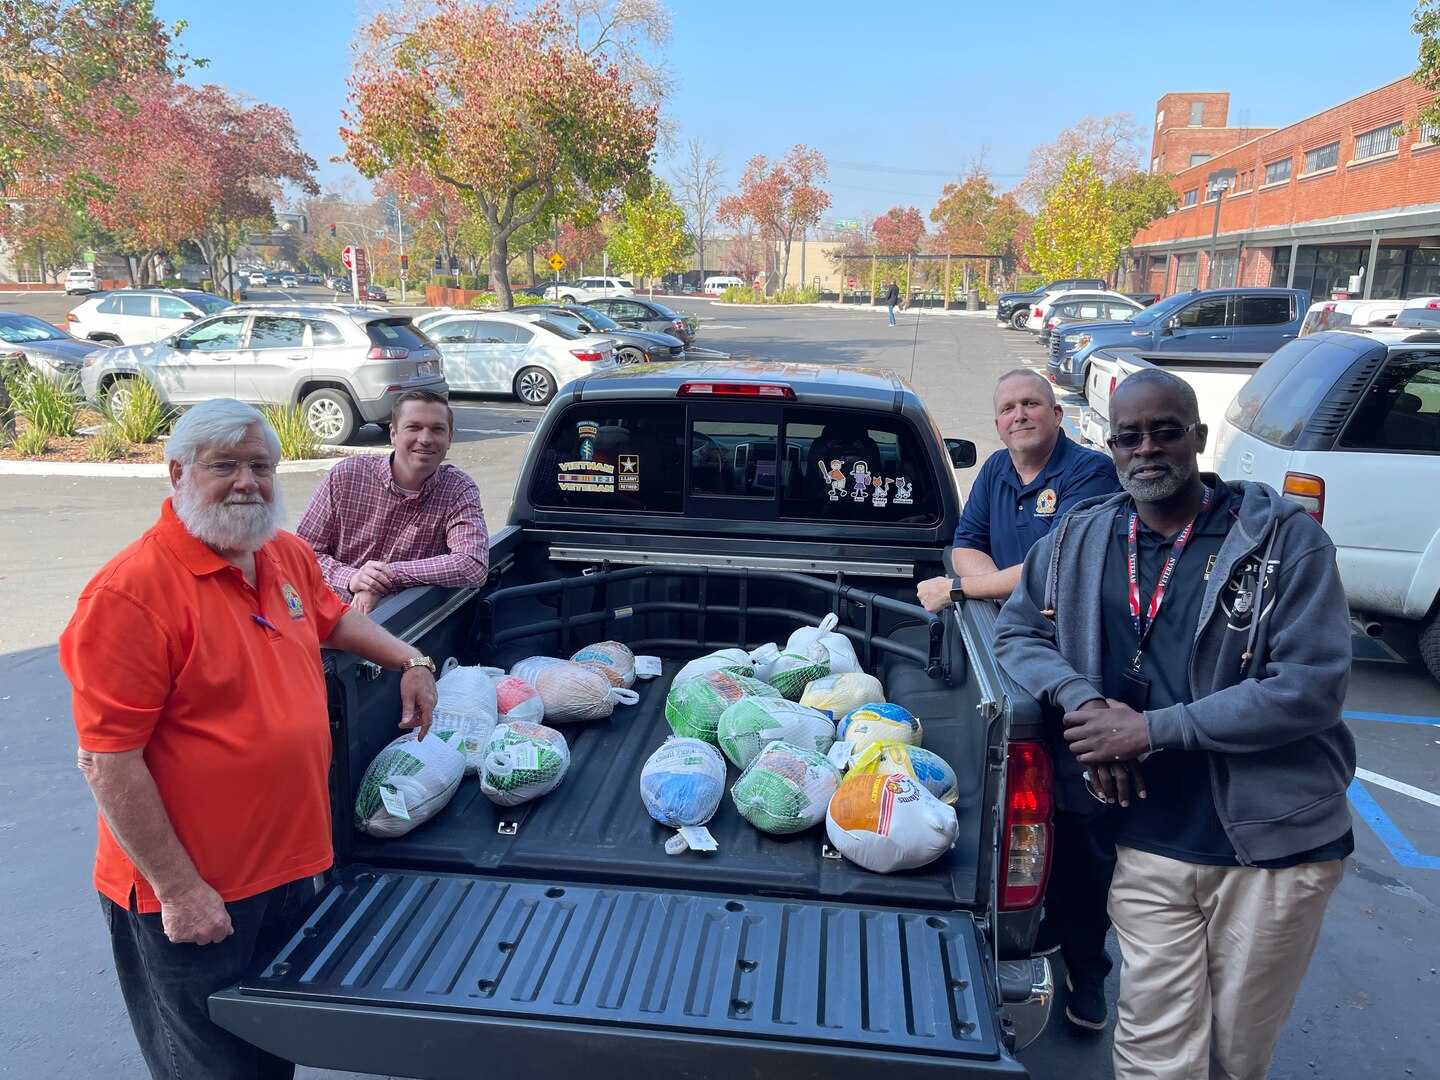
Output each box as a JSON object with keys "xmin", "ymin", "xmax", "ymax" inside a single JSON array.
[{"xmin": 417, "ymin": 362, "xmax": 433, "ymax": 376}]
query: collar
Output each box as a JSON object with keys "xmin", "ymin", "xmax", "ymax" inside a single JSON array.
[
  {"xmin": 387, "ymin": 452, "xmax": 446, "ymax": 497},
  {"xmin": 154, "ymin": 498, "xmax": 281, "ymax": 579}
]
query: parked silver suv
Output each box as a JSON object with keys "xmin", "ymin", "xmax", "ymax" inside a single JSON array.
[{"xmin": 80, "ymin": 303, "xmax": 447, "ymax": 444}]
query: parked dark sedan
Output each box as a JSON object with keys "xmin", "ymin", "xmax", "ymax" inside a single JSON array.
[
  {"xmin": 0, "ymin": 312, "xmax": 98, "ymax": 386},
  {"xmin": 526, "ymin": 303, "xmax": 686, "ymax": 363},
  {"xmin": 363, "ymin": 284, "xmax": 388, "ymax": 302},
  {"xmin": 584, "ymin": 296, "xmax": 697, "ymax": 345}
]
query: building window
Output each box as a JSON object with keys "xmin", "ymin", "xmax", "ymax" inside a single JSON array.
[
  {"xmin": 1175, "ymin": 252, "xmax": 1199, "ymax": 289},
  {"xmin": 1263, "ymin": 158, "xmax": 1292, "ymax": 185},
  {"xmin": 1189, "ymin": 152, "xmax": 1212, "ymax": 167},
  {"xmin": 1190, "ymin": 101, "xmax": 1204, "ymax": 126},
  {"xmin": 1353, "ymin": 123, "xmax": 1401, "ymax": 161},
  {"xmin": 1303, "ymin": 141, "xmax": 1340, "ymax": 174},
  {"xmin": 1290, "ymin": 245, "xmax": 1364, "ymax": 300},
  {"xmin": 1181, "ymin": 189, "xmax": 1198, "ymax": 208},
  {"xmin": 1271, "ymin": 246, "xmax": 1292, "ymax": 287},
  {"xmin": 1421, "ymin": 122, "xmax": 1440, "ymax": 146}
]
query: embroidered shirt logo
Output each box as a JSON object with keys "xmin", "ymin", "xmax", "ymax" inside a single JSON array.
[
  {"xmin": 282, "ymin": 583, "xmax": 305, "ymax": 620},
  {"xmin": 1035, "ymin": 488, "xmax": 1058, "ymax": 516}
]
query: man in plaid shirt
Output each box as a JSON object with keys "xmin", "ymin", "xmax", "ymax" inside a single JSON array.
[{"xmin": 297, "ymin": 390, "xmax": 489, "ymax": 613}]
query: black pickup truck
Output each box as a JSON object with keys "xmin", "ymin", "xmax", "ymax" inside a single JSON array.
[{"xmin": 210, "ymin": 362, "xmax": 1056, "ymax": 1078}]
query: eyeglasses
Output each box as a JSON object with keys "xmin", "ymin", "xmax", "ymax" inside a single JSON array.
[
  {"xmin": 195, "ymin": 459, "xmax": 276, "ymax": 478},
  {"xmin": 1106, "ymin": 422, "xmax": 1201, "ymax": 451}
]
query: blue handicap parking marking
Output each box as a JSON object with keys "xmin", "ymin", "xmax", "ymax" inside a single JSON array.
[{"xmin": 1345, "ymin": 711, "xmax": 1440, "ymax": 870}]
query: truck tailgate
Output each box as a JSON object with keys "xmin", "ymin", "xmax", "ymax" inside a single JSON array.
[{"xmin": 211, "ymin": 865, "xmax": 1024, "ymax": 1079}]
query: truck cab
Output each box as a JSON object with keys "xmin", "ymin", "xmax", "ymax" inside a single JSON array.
[{"xmin": 209, "ymin": 363, "xmax": 1057, "ymax": 1077}]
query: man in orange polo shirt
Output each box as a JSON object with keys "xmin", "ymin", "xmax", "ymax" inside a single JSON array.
[{"xmin": 60, "ymin": 398, "xmax": 440, "ymax": 1080}]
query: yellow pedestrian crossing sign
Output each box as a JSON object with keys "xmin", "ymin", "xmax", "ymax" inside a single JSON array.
[{"xmin": 548, "ymin": 253, "xmax": 566, "ymax": 271}]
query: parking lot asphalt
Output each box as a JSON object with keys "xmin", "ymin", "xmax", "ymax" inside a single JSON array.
[{"xmin": 1, "ymin": 299, "xmax": 1436, "ymax": 1079}]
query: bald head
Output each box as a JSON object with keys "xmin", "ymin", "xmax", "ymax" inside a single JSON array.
[
  {"xmin": 1112, "ymin": 368, "xmax": 1199, "ymax": 424},
  {"xmin": 993, "ymin": 369, "xmax": 1056, "ymax": 413}
]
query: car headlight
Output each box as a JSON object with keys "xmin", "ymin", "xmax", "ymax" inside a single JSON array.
[
  {"xmin": 1076, "ymin": 333, "xmax": 1092, "ymax": 351},
  {"xmin": 83, "ymin": 351, "xmax": 101, "ymax": 367}
]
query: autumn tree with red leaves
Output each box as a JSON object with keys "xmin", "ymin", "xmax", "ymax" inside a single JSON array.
[
  {"xmin": 717, "ymin": 145, "xmax": 830, "ymax": 293},
  {"xmin": 872, "ymin": 206, "xmax": 925, "ymax": 255},
  {"xmin": 341, "ymin": 0, "xmax": 658, "ymax": 307}
]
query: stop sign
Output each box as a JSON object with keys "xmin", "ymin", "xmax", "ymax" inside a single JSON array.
[{"xmin": 342, "ymin": 246, "xmax": 355, "ymax": 270}]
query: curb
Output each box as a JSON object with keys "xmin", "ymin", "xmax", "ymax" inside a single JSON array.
[{"xmin": 707, "ymin": 300, "xmax": 994, "ymax": 318}]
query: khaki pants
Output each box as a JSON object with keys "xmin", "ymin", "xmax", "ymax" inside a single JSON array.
[{"xmin": 1108, "ymin": 845, "xmax": 1344, "ymax": 1080}]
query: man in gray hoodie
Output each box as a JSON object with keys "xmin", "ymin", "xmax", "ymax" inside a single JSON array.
[{"xmin": 994, "ymin": 368, "xmax": 1354, "ymax": 1080}]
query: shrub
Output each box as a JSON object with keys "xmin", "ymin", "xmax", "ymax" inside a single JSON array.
[
  {"xmin": 772, "ymin": 285, "xmax": 821, "ymax": 304},
  {"xmin": 103, "ymin": 377, "xmax": 174, "ymax": 444},
  {"xmin": 718, "ymin": 286, "xmax": 759, "ymax": 304},
  {"xmin": 84, "ymin": 425, "xmax": 131, "ymax": 461},
  {"xmin": 260, "ymin": 402, "xmax": 320, "ymax": 460},
  {"xmin": 11, "ymin": 425, "xmax": 49, "ymax": 457},
  {"xmin": 4, "ymin": 366, "xmax": 79, "ymax": 436},
  {"xmin": 468, "ymin": 293, "xmax": 501, "ymax": 310}
]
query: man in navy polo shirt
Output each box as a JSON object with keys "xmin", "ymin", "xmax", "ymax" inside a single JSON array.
[{"xmin": 917, "ymin": 368, "xmax": 1121, "ymax": 1030}]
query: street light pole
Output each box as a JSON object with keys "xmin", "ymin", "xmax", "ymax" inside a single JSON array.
[{"xmin": 1205, "ymin": 167, "xmax": 1237, "ymax": 288}]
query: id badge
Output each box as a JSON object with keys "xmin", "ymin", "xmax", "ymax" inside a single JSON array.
[{"xmin": 1117, "ymin": 667, "xmax": 1151, "ymax": 711}]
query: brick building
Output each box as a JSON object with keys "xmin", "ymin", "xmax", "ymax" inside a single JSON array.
[{"xmin": 1128, "ymin": 77, "xmax": 1440, "ymax": 302}]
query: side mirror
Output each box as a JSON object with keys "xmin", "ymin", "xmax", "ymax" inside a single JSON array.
[
  {"xmin": 181, "ymin": 311, "xmax": 199, "ymax": 320},
  {"xmin": 945, "ymin": 438, "xmax": 978, "ymax": 469},
  {"xmin": 1162, "ymin": 316, "xmax": 1180, "ymax": 334}
]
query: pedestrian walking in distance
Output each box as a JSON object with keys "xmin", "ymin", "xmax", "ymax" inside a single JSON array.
[{"xmin": 884, "ymin": 279, "xmax": 900, "ymax": 326}]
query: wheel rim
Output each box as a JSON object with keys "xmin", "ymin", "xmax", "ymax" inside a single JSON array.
[
  {"xmin": 306, "ymin": 397, "xmax": 346, "ymax": 439},
  {"xmin": 517, "ymin": 371, "xmax": 551, "ymax": 404},
  {"xmin": 108, "ymin": 381, "xmax": 133, "ymax": 415},
  {"xmin": 618, "ymin": 347, "xmax": 644, "ymax": 365}
]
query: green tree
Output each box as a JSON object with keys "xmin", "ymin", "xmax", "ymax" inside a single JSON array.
[
  {"xmin": 1106, "ymin": 170, "xmax": 1176, "ymax": 275},
  {"xmin": 1415, "ymin": 0, "xmax": 1440, "ymax": 131},
  {"xmin": 606, "ymin": 180, "xmax": 691, "ymax": 296},
  {"xmin": 341, "ymin": 0, "xmax": 658, "ymax": 309},
  {"xmin": 1026, "ymin": 155, "xmax": 1117, "ymax": 280}
]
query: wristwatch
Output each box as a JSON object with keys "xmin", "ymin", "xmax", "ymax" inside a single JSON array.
[
  {"xmin": 949, "ymin": 578, "xmax": 966, "ymax": 603},
  {"xmin": 400, "ymin": 655, "xmax": 436, "ymax": 675}
]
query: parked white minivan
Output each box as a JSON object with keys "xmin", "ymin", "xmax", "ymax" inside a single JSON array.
[{"xmin": 703, "ymin": 276, "xmax": 746, "ymax": 295}]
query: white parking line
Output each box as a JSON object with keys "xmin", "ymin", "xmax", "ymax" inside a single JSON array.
[
  {"xmin": 1355, "ymin": 767, "xmax": 1440, "ymax": 809},
  {"xmin": 458, "ymin": 428, "xmax": 536, "ymax": 436}
]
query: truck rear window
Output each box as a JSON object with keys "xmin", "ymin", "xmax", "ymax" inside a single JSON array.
[{"xmin": 528, "ymin": 404, "xmax": 940, "ymax": 524}]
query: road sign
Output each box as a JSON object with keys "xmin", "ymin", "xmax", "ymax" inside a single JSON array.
[
  {"xmin": 847, "ymin": 276, "xmax": 857, "ymax": 289},
  {"xmin": 548, "ymin": 252, "xmax": 566, "ymax": 272},
  {"xmin": 342, "ymin": 246, "xmax": 355, "ymax": 270}
]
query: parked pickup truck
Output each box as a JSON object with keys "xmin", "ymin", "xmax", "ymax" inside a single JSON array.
[
  {"xmin": 210, "ymin": 362, "xmax": 1058, "ymax": 1078},
  {"xmin": 1047, "ymin": 287, "xmax": 1309, "ymax": 392},
  {"xmin": 996, "ymin": 277, "xmax": 1106, "ymax": 330},
  {"xmin": 1078, "ymin": 347, "xmax": 1267, "ymax": 474}
]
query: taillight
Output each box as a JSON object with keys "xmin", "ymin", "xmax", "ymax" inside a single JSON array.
[
  {"xmin": 66, "ymin": 313, "xmax": 78, "ymax": 323},
  {"xmin": 1282, "ymin": 472, "xmax": 1325, "ymax": 523},
  {"xmin": 677, "ymin": 382, "xmax": 797, "ymax": 399},
  {"xmin": 570, "ymin": 349, "xmax": 605, "ymax": 362},
  {"xmin": 672, "ymin": 318, "xmax": 685, "ymax": 331},
  {"xmin": 1033, "ymin": 306, "xmax": 1043, "ymax": 318},
  {"xmin": 1109, "ymin": 375, "xmax": 1117, "ymax": 399},
  {"xmin": 1427, "ymin": 300, "xmax": 1440, "ymax": 309},
  {"xmin": 366, "ymin": 347, "xmax": 409, "ymax": 360},
  {"xmin": 999, "ymin": 740, "xmax": 1053, "ymax": 912},
  {"xmin": 1323, "ymin": 302, "xmax": 1337, "ymax": 313}
]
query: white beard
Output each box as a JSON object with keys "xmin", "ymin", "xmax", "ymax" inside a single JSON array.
[{"xmin": 173, "ymin": 477, "xmax": 285, "ymax": 554}]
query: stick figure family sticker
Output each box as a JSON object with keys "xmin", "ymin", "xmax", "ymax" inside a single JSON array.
[{"xmin": 824, "ymin": 459, "xmax": 912, "ymax": 506}]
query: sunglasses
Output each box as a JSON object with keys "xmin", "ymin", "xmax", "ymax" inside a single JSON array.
[{"xmin": 1106, "ymin": 421, "xmax": 1201, "ymax": 451}]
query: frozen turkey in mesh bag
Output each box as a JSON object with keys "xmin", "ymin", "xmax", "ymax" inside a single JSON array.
[
  {"xmin": 717, "ymin": 698, "xmax": 836, "ymax": 770},
  {"xmin": 570, "ymin": 640, "xmax": 637, "ymax": 688},
  {"xmin": 430, "ymin": 662, "xmax": 499, "ymax": 774},
  {"xmin": 729, "ymin": 741, "xmax": 842, "ymax": 835},
  {"xmin": 799, "ymin": 672, "xmax": 885, "ymax": 720},
  {"xmin": 672, "ymin": 648, "xmax": 757, "ymax": 687},
  {"xmin": 493, "ymin": 674, "xmax": 544, "ymax": 725},
  {"xmin": 510, "ymin": 655, "xmax": 569, "ymax": 685},
  {"xmin": 354, "ymin": 729, "xmax": 465, "ymax": 838},
  {"xmin": 479, "ymin": 722, "xmax": 571, "ymax": 807},
  {"xmin": 665, "ymin": 670, "xmax": 782, "ymax": 744},
  {"xmin": 785, "ymin": 613, "xmax": 861, "ymax": 674},
  {"xmin": 534, "ymin": 661, "xmax": 639, "ymax": 724},
  {"xmin": 764, "ymin": 648, "xmax": 830, "ymax": 701},
  {"xmin": 640, "ymin": 736, "xmax": 728, "ymax": 857},
  {"xmin": 826, "ymin": 771, "xmax": 959, "ymax": 873}
]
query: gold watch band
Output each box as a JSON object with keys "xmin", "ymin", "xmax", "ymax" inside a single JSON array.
[{"xmin": 400, "ymin": 655, "xmax": 436, "ymax": 674}]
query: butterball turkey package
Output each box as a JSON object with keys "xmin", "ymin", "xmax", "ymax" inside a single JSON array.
[
  {"xmin": 431, "ymin": 663, "xmax": 499, "ymax": 774},
  {"xmin": 665, "ymin": 670, "xmax": 782, "ymax": 744},
  {"xmin": 479, "ymin": 722, "xmax": 571, "ymax": 807},
  {"xmin": 836, "ymin": 702, "xmax": 923, "ymax": 752},
  {"xmin": 826, "ymin": 772, "xmax": 959, "ymax": 873},
  {"xmin": 355, "ymin": 729, "xmax": 466, "ymax": 838},
  {"xmin": 849, "ymin": 742, "xmax": 959, "ymax": 805},
  {"xmin": 799, "ymin": 672, "xmax": 885, "ymax": 720},
  {"xmin": 717, "ymin": 698, "xmax": 836, "ymax": 770},
  {"xmin": 730, "ymin": 741, "xmax": 842, "ymax": 836},
  {"xmin": 640, "ymin": 737, "xmax": 727, "ymax": 854}
]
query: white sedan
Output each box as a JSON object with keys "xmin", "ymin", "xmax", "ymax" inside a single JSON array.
[
  {"xmin": 1027, "ymin": 289, "xmax": 1138, "ymax": 334},
  {"xmin": 416, "ymin": 309, "xmax": 617, "ymax": 405}
]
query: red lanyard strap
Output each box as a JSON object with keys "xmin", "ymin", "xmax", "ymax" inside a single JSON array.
[{"xmin": 1126, "ymin": 485, "xmax": 1212, "ymax": 668}]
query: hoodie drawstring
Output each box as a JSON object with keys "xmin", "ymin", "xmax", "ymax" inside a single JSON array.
[{"xmin": 1239, "ymin": 526, "xmax": 1278, "ymax": 677}]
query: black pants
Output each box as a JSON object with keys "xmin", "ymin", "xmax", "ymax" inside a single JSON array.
[
  {"xmin": 1048, "ymin": 808, "xmax": 1117, "ymax": 984},
  {"xmin": 102, "ymin": 876, "xmax": 317, "ymax": 1080}
]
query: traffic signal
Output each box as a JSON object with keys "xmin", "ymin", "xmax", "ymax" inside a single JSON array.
[
  {"xmin": 328, "ymin": 223, "xmax": 336, "ymax": 237},
  {"xmin": 400, "ymin": 254, "xmax": 408, "ymax": 270}
]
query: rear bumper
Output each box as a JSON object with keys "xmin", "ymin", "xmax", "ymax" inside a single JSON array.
[{"xmin": 997, "ymin": 957, "xmax": 1053, "ymax": 1052}]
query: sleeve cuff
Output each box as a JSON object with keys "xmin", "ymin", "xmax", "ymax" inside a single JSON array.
[
  {"xmin": 1055, "ymin": 677, "xmax": 1105, "ymax": 714},
  {"xmin": 1145, "ymin": 704, "xmax": 1188, "ymax": 750}
]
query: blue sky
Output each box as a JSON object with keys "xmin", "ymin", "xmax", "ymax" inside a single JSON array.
[{"xmin": 157, "ymin": 0, "xmax": 1426, "ymax": 222}]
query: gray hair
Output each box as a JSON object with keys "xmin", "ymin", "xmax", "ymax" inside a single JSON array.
[
  {"xmin": 165, "ymin": 399, "xmax": 282, "ymax": 465},
  {"xmin": 1112, "ymin": 368, "xmax": 1200, "ymax": 424},
  {"xmin": 993, "ymin": 368, "xmax": 1056, "ymax": 412}
]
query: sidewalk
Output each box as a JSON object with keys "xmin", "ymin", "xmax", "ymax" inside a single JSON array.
[{"xmin": 703, "ymin": 299, "xmax": 995, "ymax": 318}]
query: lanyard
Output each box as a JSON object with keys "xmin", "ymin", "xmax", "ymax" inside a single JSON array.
[{"xmin": 1126, "ymin": 485, "xmax": 1211, "ymax": 669}]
